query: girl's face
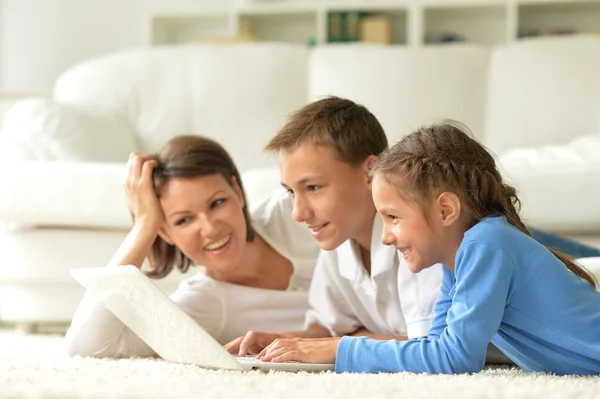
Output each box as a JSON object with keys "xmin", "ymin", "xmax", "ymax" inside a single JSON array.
[
  {"xmin": 158, "ymin": 174, "xmax": 248, "ymax": 272},
  {"xmin": 372, "ymin": 174, "xmax": 444, "ymax": 273},
  {"xmin": 278, "ymin": 143, "xmax": 376, "ymax": 251}
]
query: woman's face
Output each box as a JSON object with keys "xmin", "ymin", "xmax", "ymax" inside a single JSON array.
[{"xmin": 158, "ymin": 174, "xmax": 248, "ymax": 272}]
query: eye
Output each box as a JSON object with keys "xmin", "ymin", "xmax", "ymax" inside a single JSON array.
[
  {"xmin": 210, "ymin": 198, "xmax": 226, "ymax": 209},
  {"xmin": 286, "ymin": 189, "xmax": 295, "ymax": 198},
  {"xmin": 307, "ymin": 185, "xmax": 321, "ymax": 192},
  {"xmin": 175, "ymin": 216, "xmax": 192, "ymax": 226},
  {"xmin": 387, "ymin": 215, "xmax": 398, "ymax": 221}
]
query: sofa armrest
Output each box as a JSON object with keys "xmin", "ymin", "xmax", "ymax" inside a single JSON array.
[
  {"xmin": 0, "ymin": 161, "xmax": 132, "ymax": 229},
  {"xmin": 0, "ymin": 99, "xmax": 140, "ymax": 162},
  {"xmin": 499, "ymin": 134, "xmax": 600, "ymax": 233}
]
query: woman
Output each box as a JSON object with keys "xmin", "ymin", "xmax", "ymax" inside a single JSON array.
[{"xmin": 65, "ymin": 135, "xmax": 320, "ymax": 357}]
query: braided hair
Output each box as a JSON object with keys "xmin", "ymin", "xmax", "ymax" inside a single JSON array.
[{"xmin": 372, "ymin": 121, "xmax": 596, "ymax": 286}]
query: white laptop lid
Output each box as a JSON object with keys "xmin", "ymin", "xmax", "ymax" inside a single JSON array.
[{"xmin": 70, "ymin": 266, "xmax": 244, "ymax": 371}]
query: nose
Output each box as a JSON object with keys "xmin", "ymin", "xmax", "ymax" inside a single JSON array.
[
  {"xmin": 200, "ymin": 213, "xmax": 220, "ymax": 238},
  {"xmin": 291, "ymin": 195, "xmax": 312, "ymax": 223},
  {"xmin": 381, "ymin": 229, "xmax": 396, "ymax": 247}
]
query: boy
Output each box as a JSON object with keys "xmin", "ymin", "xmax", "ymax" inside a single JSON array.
[{"xmin": 225, "ymin": 97, "xmax": 444, "ymax": 356}]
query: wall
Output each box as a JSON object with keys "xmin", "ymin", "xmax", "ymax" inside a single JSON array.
[{"xmin": 0, "ymin": 0, "xmax": 231, "ymax": 92}]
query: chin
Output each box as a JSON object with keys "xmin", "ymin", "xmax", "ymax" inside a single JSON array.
[
  {"xmin": 316, "ymin": 236, "xmax": 344, "ymax": 251},
  {"xmin": 407, "ymin": 262, "xmax": 425, "ymax": 274}
]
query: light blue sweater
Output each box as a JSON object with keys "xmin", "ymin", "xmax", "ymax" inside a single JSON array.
[{"xmin": 336, "ymin": 216, "xmax": 600, "ymax": 375}]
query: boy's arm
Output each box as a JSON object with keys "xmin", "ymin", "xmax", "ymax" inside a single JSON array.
[{"xmin": 336, "ymin": 242, "xmax": 514, "ymax": 374}]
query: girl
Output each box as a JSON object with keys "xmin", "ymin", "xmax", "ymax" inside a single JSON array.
[{"xmin": 256, "ymin": 121, "xmax": 600, "ymax": 376}]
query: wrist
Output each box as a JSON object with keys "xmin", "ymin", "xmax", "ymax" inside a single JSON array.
[{"xmin": 132, "ymin": 218, "xmax": 160, "ymax": 236}]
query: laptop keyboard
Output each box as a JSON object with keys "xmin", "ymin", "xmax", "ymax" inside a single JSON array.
[{"xmin": 236, "ymin": 356, "xmax": 262, "ymax": 364}]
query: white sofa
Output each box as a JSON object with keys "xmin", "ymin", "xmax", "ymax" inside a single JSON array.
[{"xmin": 1, "ymin": 36, "xmax": 599, "ymax": 328}]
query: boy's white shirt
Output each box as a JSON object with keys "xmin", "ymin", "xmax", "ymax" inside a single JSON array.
[{"xmin": 305, "ymin": 215, "xmax": 443, "ymax": 339}]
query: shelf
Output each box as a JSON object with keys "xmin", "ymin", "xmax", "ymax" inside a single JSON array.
[
  {"xmin": 518, "ymin": 1, "xmax": 600, "ymax": 38},
  {"xmin": 424, "ymin": 4, "xmax": 507, "ymax": 45},
  {"xmin": 239, "ymin": 11, "xmax": 318, "ymax": 45},
  {"xmin": 151, "ymin": 13, "xmax": 233, "ymax": 45},
  {"xmin": 148, "ymin": 1, "xmax": 600, "ymax": 47},
  {"xmin": 325, "ymin": 8, "xmax": 408, "ymax": 44}
]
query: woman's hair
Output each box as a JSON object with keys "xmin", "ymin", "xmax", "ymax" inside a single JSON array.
[
  {"xmin": 372, "ymin": 121, "xmax": 596, "ymax": 286},
  {"xmin": 145, "ymin": 135, "xmax": 255, "ymax": 279}
]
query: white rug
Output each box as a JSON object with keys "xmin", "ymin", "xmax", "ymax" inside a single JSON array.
[{"xmin": 1, "ymin": 332, "xmax": 599, "ymax": 399}]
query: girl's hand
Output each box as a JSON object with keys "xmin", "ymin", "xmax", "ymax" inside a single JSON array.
[
  {"xmin": 224, "ymin": 331, "xmax": 284, "ymax": 357},
  {"xmin": 124, "ymin": 152, "xmax": 162, "ymax": 233},
  {"xmin": 257, "ymin": 337, "xmax": 341, "ymax": 364}
]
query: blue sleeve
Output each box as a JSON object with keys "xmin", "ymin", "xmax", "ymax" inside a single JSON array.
[
  {"xmin": 335, "ymin": 241, "xmax": 515, "ymax": 374},
  {"xmin": 427, "ymin": 267, "xmax": 454, "ymax": 340}
]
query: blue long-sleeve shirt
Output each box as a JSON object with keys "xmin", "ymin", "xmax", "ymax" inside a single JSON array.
[{"xmin": 336, "ymin": 216, "xmax": 600, "ymax": 375}]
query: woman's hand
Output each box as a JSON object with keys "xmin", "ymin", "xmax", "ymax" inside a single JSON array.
[
  {"xmin": 124, "ymin": 152, "xmax": 162, "ymax": 233},
  {"xmin": 257, "ymin": 337, "xmax": 341, "ymax": 364}
]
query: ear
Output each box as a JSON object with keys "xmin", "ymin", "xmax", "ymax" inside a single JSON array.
[
  {"xmin": 362, "ymin": 155, "xmax": 379, "ymax": 184},
  {"xmin": 435, "ymin": 192, "xmax": 461, "ymax": 227},
  {"xmin": 157, "ymin": 226, "xmax": 175, "ymax": 246},
  {"xmin": 231, "ymin": 175, "xmax": 246, "ymax": 208}
]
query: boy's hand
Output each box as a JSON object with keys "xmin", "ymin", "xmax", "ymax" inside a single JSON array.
[
  {"xmin": 257, "ymin": 337, "xmax": 341, "ymax": 364},
  {"xmin": 224, "ymin": 331, "xmax": 283, "ymax": 356}
]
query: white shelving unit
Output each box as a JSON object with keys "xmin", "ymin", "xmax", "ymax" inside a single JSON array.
[{"xmin": 149, "ymin": 0, "xmax": 600, "ymax": 47}]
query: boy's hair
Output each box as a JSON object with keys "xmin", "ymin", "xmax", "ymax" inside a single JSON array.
[
  {"xmin": 146, "ymin": 135, "xmax": 255, "ymax": 279},
  {"xmin": 265, "ymin": 96, "xmax": 388, "ymax": 165},
  {"xmin": 372, "ymin": 121, "xmax": 597, "ymax": 286}
]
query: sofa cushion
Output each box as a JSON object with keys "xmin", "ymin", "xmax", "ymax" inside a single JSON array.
[
  {"xmin": 54, "ymin": 44, "xmax": 309, "ymax": 172},
  {"xmin": 0, "ymin": 99, "xmax": 139, "ymax": 162},
  {"xmin": 0, "ymin": 161, "xmax": 131, "ymax": 228},
  {"xmin": 485, "ymin": 36, "xmax": 600, "ymax": 154},
  {"xmin": 499, "ymin": 134, "xmax": 600, "ymax": 233},
  {"xmin": 309, "ymin": 44, "xmax": 490, "ymax": 142}
]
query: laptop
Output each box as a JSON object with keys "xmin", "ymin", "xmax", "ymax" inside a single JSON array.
[{"xmin": 70, "ymin": 265, "xmax": 334, "ymax": 372}]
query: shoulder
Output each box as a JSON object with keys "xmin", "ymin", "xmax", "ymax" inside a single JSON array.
[
  {"xmin": 250, "ymin": 190, "xmax": 319, "ymax": 260},
  {"xmin": 170, "ymin": 272, "xmax": 222, "ymax": 306},
  {"xmin": 462, "ymin": 216, "xmax": 534, "ymax": 253},
  {"xmin": 456, "ymin": 218, "xmax": 521, "ymax": 276},
  {"xmin": 249, "ymin": 190, "xmax": 296, "ymax": 240}
]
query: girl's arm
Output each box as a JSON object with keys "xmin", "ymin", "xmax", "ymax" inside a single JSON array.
[{"xmin": 336, "ymin": 242, "xmax": 515, "ymax": 374}]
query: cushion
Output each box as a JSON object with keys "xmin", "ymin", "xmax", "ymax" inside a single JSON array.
[{"xmin": 0, "ymin": 99, "xmax": 139, "ymax": 162}]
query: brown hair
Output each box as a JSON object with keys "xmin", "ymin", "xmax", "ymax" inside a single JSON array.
[
  {"xmin": 145, "ymin": 135, "xmax": 255, "ymax": 279},
  {"xmin": 372, "ymin": 121, "xmax": 597, "ymax": 287},
  {"xmin": 265, "ymin": 96, "xmax": 388, "ymax": 165}
]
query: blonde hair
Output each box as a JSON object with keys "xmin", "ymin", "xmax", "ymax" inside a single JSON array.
[{"xmin": 372, "ymin": 121, "xmax": 596, "ymax": 286}]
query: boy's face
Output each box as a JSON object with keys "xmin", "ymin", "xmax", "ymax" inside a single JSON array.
[{"xmin": 279, "ymin": 143, "xmax": 376, "ymax": 251}]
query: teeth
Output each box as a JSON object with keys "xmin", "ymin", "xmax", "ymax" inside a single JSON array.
[
  {"xmin": 309, "ymin": 224, "xmax": 325, "ymax": 232},
  {"xmin": 205, "ymin": 236, "xmax": 230, "ymax": 251}
]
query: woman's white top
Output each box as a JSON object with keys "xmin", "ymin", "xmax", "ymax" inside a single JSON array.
[
  {"xmin": 65, "ymin": 190, "xmax": 320, "ymax": 358},
  {"xmin": 304, "ymin": 215, "xmax": 444, "ymax": 339}
]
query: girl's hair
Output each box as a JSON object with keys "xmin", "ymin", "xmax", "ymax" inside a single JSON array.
[
  {"xmin": 372, "ymin": 121, "xmax": 596, "ymax": 287},
  {"xmin": 145, "ymin": 135, "xmax": 255, "ymax": 279}
]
